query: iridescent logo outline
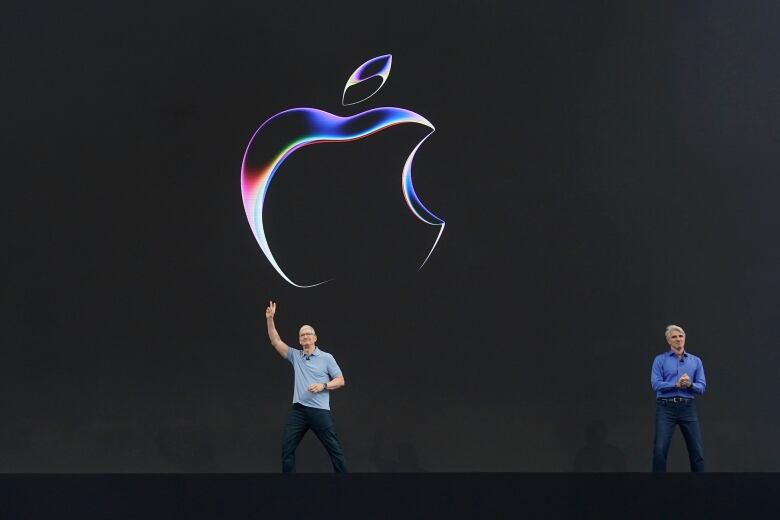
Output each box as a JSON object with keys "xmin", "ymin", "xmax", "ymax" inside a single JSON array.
[{"xmin": 241, "ymin": 54, "xmax": 444, "ymax": 288}]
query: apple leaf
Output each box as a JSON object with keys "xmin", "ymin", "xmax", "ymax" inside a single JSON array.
[{"xmin": 342, "ymin": 54, "xmax": 392, "ymax": 106}]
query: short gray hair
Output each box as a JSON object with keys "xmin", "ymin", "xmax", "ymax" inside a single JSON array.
[{"xmin": 665, "ymin": 324, "xmax": 685, "ymax": 341}]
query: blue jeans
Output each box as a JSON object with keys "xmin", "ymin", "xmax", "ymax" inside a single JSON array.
[
  {"xmin": 652, "ymin": 399, "xmax": 705, "ymax": 472},
  {"xmin": 281, "ymin": 403, "xmax": 348, "ymax": 473}
]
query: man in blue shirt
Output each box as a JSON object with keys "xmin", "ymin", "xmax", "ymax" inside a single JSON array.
[
  {"xmin": 650, "ymin": 324, "xmax": 707, "ymax": 472},
  {"xmin": 265, "ymin": 301, "xmax": 348, "ymax": 473}
]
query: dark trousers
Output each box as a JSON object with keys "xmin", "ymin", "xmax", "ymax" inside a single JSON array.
[
  {"xmin": 281, "ymin": 403, "xmax": 348, "ymax": 473},
  {"xmin": 652, "ymin": 399, "xmax": 705, "ymax": 472}
]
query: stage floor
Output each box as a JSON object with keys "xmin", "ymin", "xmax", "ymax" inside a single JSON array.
[{"xmin": 2, "ymin": 473, "xmax": 778, "ymax": 518}]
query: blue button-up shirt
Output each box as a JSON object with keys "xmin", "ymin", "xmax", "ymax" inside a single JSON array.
[{"xmin": 650, "ymin": 350, "xmax": 706, "ymax": 398}]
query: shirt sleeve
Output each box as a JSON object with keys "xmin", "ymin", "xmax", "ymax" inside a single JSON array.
[
  {"xmin": 651, "ymin": 355, "xmax": 675, "ymax": 392},
  {"xmin": 286, "ymin": 347, "xmax": 300, "ymax": 364},
  {"xmin": 326, "ymin": 354, "xmax": 343, "ymax": 379},
  {"xmin": 691, "ymin": 357, "xmax": 706, "ymax": 394}
]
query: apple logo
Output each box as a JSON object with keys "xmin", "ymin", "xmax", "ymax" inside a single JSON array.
[{"xmin": 241, "ymin": 54, "xmax": 443, "ymax": 287}]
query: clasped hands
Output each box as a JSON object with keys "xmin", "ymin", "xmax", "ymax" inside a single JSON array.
[{"xmin": 675, "ymin": 373, "xmax": 693, "ymax": 389}]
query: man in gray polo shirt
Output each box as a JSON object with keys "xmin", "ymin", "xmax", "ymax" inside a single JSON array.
[{"xmin": 265, "ymin": 301, "xmax": 348, "ymax": 472}]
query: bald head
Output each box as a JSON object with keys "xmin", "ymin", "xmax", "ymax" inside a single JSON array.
[{"xmin": 299, "ymin": 325, "xmax": 316, "ymax": 336}]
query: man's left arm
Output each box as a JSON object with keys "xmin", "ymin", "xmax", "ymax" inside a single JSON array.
[
  {"xmin": 308, "ymin": 356, "xmax": 345, "ymax": 393},
  {"xmin": 690, "ymin": 357, "xmax": 706, "ymax": 394},
  {"xmin": 324, "ymin": 354, "xmax": 345, "ymax": 391},
  {"xmin": 309, "ymin": 375, "xmax": 344, "ymax": 393},
  {"xmin": 324, "ymin": 375, "xmax": 345, "ymax": 391}
]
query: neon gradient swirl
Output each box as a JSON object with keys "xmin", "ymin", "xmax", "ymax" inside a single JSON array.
[{"xmin": 241, "ymin": 107, "xmax": 443, "ymax": 288}]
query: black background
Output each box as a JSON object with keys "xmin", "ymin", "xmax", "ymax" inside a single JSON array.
[{"xmin": 2, "ymin": 0, "xmax": 779, "ymax": 472}]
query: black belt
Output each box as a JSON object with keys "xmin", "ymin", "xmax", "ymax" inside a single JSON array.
[{"xmin": 657, "ymin": 397, "xmax": 692, "ymax": 404}]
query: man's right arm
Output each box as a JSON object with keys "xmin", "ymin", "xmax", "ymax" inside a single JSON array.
[
  {"xmin": 265, "ymin": 301, "xmax": 289, "ymax": 359},
  {"xmin": 650, "ymin": 356, "xmax": 675, "ymax": 392}
]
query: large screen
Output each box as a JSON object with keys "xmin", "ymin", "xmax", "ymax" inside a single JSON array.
[{"xmin": 3, "ymin": 0, "xmax": 779, "ymax": 471}]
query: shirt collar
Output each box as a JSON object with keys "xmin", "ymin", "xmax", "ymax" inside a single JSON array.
[
  {"xmin": 667, "ymin": 350, "xmax": 688, "ymax": 358},
  {"xmin": 303, "ymin": 347, "xmax": 320, "ymax": 356}
]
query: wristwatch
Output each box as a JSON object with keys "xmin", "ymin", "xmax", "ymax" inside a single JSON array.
[{"xmin": 322, "ymin": 383, "xmax": 328, "ymax": 391}]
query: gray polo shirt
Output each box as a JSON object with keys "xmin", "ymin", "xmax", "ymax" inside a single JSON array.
[{"xmin": 286, "ymin": 346, "xmax": 343, "ymax": 410}]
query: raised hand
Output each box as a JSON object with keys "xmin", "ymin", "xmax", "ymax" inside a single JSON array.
[{"xmin": 265, "ymin": 301, "xmax": 288, "ymax": 358}]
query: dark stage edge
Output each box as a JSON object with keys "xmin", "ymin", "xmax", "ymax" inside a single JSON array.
[{"xmin": 1, "ymin": 473, "xmax": 778, "ymax": 519}]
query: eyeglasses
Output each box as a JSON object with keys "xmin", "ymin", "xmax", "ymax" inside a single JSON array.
[{"xmin": 299, "ymin": 332, "xmax": 315, "ymax": 337}]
